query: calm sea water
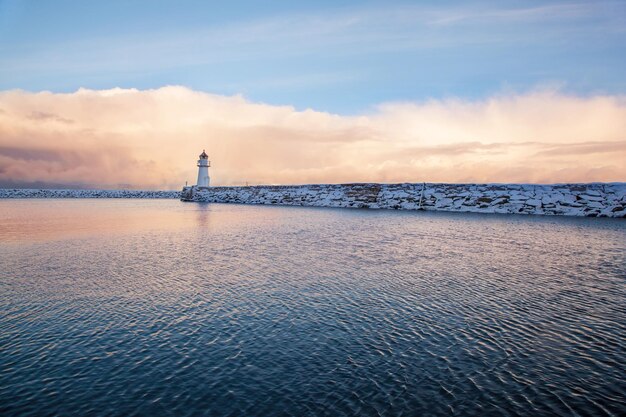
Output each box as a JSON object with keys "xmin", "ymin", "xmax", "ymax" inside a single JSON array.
[{"xmin": 1, "ymin": 199, "xmax": 625, "ymax": 416}]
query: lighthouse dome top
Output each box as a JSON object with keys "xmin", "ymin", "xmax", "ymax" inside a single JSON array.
[{"xmin": 199, "ymin": 150, "xmax": 208, "ymax": 159}]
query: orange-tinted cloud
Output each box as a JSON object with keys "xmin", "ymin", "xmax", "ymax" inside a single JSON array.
[{"xmin": 0, "ymin": 86, "xmax": 624, "ymax": 189}]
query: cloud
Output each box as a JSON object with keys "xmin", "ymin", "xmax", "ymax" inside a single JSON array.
[
  {"xmin": 26, "ymin": 111, "xmax": 74, "ymax": 124},
  {"xmin": 532, "ymin": 140, "xmax": 626, "ymax": 156},
  {"xmin": 427, "ymin": 3, "xmax": 600, "ymax": 26},
  {"xmin": 3, "ymin": 2, "xmax": 623, "ymax": 84},
  {"xmin": 0, "ymin": 86, "xmax": 624, "ymax": 189}
]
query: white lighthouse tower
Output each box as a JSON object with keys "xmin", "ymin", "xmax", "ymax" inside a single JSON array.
[{"xmin": 196, "ymin": 150, "xmax": 210, "ymax": 188}]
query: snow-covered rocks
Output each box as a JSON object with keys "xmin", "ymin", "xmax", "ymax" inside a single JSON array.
[
  {"xmin": 0, "ymin": 189, "xmax": 180, "ymax": 199},
  {"xmin": 2, "ymin": 183, "xmax": 624, "ymax": 218},
  {"xmin": 182, "ymin": 182, "xmax": 626, "ymax": 218}
]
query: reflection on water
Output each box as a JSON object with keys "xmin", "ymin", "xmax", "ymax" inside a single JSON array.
[
  {"xmin": 1, "ymin": 200, "xmax": 235, "ymax": 242},
  {"xmin": 1, "ymin": 199, "xmax": 625, "ymax": 416}
]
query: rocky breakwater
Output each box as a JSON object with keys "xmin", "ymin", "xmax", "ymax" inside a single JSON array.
[
  {"xmin": 0, "ymin": 189, "xmax": 180, "ymax": 199},
  {"xmin": 182, "ymin": 183, "xmax": 626, "ymax": 217}
]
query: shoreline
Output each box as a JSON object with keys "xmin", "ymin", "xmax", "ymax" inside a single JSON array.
[
  {"xmin": 2, "ymin": 182, "xmax": 625, "ymax": 217},
  {"xmin": 0, "ymin": 189, "xmax": 180, "ymax": 199}
]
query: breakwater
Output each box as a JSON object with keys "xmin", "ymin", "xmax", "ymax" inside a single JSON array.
[
  {"xmin": 182, "ymin": 182, "xmax": 626, "ymax": 217},
  {"xmin": 2, "ymin": 183, "xmax": 624, "ymax": 217},
  {"xmin": 0, "ymin": 189, "xmax": 180, "ymax": 199}
]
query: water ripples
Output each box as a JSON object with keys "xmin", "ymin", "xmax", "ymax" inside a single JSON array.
[{"xmin": 1, "ymin": 200, "xmax": 625, "ymax": 416}]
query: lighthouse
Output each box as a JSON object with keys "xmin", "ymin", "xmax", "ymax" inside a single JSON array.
[{"xmin": 196, "ymin": 150, "xmax": 211, "ymax": 188}]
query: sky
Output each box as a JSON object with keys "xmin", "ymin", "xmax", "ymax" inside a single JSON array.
[{"xmin": 0, "ymin": 0, "xmax": 625, "ymax": 188}]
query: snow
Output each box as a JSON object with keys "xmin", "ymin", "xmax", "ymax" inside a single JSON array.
[
  {"xmin": 2, "ymin": 183, "xmax": 625, "ymax": 218},
  {"xmin": 181, "ymin": 182, "xmax": 626, "ymax": 218},
  {"xmin": 0, "ymin": 189, "xmax": 180, "ymax": 199}
]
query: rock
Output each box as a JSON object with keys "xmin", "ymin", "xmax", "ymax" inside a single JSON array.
[
  {"xmin": 586, "ymin": 201, "xmax": 604, "ymax": 209},
  {"xmin": 585, "ymin": 189, "xmax": 602, "ymax": 197},
  {"xmin": 3, "ymin": 183, "xmax": 625, "ymax": 218},
  {"xmin": 435, "ymin": 198, "xmax": 454, "ymax": 207},
  {"xmin": 492, "ymin": 197, "xmax": 509, "ymax": 205},
  {"xmin": 580, "ymin": 195, "xmax": 604, "ymax": 202},
  {"xmin": 525, "ymin": 199, "xmax": 542, "ymax": 208}
]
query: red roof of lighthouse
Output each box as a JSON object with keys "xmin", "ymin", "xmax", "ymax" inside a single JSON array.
[{"xmin": 199, "ymin": 150, "xmax": 208, "ymax": 159}]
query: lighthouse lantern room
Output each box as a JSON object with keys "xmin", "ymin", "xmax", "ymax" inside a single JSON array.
[{"xmin": 196, "ymin": 150, "xmax": 211, "ymax": 188}]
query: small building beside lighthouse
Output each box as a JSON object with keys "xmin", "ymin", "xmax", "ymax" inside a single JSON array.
[{"xmin": 196, "ymin": 150, "xmax": 211, "ymax": 188}]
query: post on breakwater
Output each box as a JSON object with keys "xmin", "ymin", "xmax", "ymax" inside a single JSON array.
[{"xmin": 418, "ymin": 182, "xmax": 426, "ymax": 210}]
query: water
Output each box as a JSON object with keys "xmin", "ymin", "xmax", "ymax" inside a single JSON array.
[{"xmin": 1, "ymin": 199, "xmax": 625, "ymax": 416}]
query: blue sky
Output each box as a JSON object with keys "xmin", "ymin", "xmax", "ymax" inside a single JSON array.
[{"xmin": 0, "ymin": 0, "xmax": 625, "ymax": 112}]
